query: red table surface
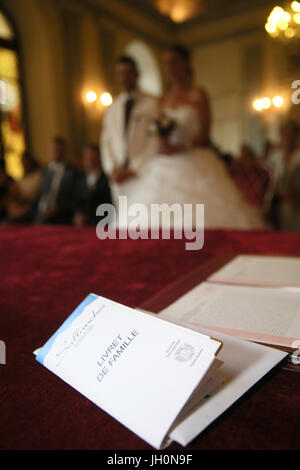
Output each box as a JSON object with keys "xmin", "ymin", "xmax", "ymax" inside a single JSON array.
[{"xmin": 0, "ymin": 225, "xmax": 300, "ymax": 450}]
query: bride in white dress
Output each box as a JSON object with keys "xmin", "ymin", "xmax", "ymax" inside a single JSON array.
[{"xmin": 118, "ymin": 45, "xmax": 266, "ymax": 230}]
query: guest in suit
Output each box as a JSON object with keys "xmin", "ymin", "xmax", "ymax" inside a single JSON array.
[
  {"xmin": 73, "ymin": 144, "xmax": 112, "ymax": 226},
  {"xmin": 7, "ymin": 151, "xmax": 42, "ymax": 223},
  {"xmin": 229, "ymin": 144, "xmax": 270, "ymax": 208},
  {"xmin": 35, "ymin": 136, "xmax": 78, "ymax": 225},
  {"xmin": 100, "ymin": 55, "xmax": 158, "ymax": 204},
  {"xmin": 0, "ymin": 159, "xmax": 13, "ymax": 221},
  {"xmin": 266, "ymin": 120, "xmax": 300, "ymax": 229}
]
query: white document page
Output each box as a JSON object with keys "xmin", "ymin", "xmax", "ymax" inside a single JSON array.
[
  {"xmin": 208, "ymin": 255, "xmax": 300, "ymax": 287},
  {"xmin": 165, "ymin": 321, "xmax": 286, "ymax": 446},
  {"xmin": 35, "ymin": 294, "xmax": 222, "ymax": 449},
  {"xmin": 160, "ymin": 282, "xmax": 300, "ymax": 347}
]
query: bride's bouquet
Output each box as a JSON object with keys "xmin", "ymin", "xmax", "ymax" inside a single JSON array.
[{"xmin": 148, "ymin": 114, "xmax": 176, "ymax": 138}]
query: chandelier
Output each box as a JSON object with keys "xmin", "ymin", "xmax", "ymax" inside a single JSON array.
[
  {"xmin": 265, "ymin": 2, "xmax": 300, "ymax": 39},
  {"xmin": 152, "ymin": 0, "xmax": 203, "ymax": 23}
]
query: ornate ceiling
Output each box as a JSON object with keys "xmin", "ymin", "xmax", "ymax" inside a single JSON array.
[
  {"xmin": 138, "ymin": 0, "xmax": 275, "ymax": 24},
  {"xmin": 151, "ymin": 0, "xmax": 204, "ymax": 23}
]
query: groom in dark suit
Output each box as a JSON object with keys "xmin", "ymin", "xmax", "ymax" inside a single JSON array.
[
  {"xmin": 73, "ymin": 144, "xmax": 112, "ymax": 226},
  {"xmin": 35, "ymin": 136, "xmax": 78, "ymax": 224}
]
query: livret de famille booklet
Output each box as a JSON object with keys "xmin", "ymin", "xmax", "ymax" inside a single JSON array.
[{"xmin": 34, "ymin": 293, "xmax": 223, "ymax": 449}]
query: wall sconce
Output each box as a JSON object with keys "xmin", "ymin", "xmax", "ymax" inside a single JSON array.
[
  {"xmin": 84, "ymin": 90, "xmax": 113, "ymax": 107},
  {"xmin": 100, "ymin": 92, "xmax": 113, "ymax": 107},
  {"xmin": 85, "ymin": 90, "xmax": 97, "ymax": 103},
  {"xmin": 252, "ymin": 95, "xmax": 284, "ymax": 111},
  {"xmin": 272, "ymin": 95, "xmax": 284, "ymax": 107}
]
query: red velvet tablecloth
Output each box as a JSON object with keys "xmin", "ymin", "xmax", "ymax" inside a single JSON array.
[{"xmin": 0, "ymin": 225, "xmax": 300, "ymax": 450}]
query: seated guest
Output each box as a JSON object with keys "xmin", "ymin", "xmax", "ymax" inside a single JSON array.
[
  {"xmin": 73, "ymin": 144, "xmax": 112, "ymax": 227},
  {"xmin": 229, "ymin": 144, "xmax": 270, "ymax": 208},
  {"xmin": 35, "ymin": 136, "xmax": 78, "ymax": 225},
  {"xmin": 7, "ymin": 151, "xmax": 42, "ymax": 222},
  {"xmin": 0, "ymin": 163, "xmax": 13, "ymax": 221},
  {"xmin": 262, "ymin": 139, "xmax": 273, "ymax": 162},
  {"xmin": 266, "ymin": 120, "xmax": 300, "ymax": 229},
  {"xmin": 280, "ymin": 164, "xmax": 300, "ymax": 231},
  {"xmin": 267, "ymin": 121, "xmax": 300, "ymax": 188}
]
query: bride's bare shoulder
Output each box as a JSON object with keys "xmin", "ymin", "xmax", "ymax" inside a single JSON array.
[{"xmin": 189, "ymin": 86, "xmax": 209, "ymax": 104}]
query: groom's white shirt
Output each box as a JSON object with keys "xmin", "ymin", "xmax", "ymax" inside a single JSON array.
[{"xmin": 100, "ymin": 90, "xmax": 158, "ymax": 175}]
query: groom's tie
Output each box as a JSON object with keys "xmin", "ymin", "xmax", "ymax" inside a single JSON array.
[{"xmin": 123, "ymin": 97, "xmax": 135, "ymax": 168}]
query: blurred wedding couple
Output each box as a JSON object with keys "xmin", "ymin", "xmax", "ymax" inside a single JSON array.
[{"xmin": 101, "ymin": 44, "xmax": 265, "ymax": 229}]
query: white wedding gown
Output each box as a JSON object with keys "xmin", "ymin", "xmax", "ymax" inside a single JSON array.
[{"xmin": 115, "ymin": 104, "xmax": 266, "ymax": 229}]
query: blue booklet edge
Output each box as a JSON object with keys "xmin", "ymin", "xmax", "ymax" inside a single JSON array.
[{"xmin": 36, "ymin": 293, "xmax": 98, "ymax": 365}]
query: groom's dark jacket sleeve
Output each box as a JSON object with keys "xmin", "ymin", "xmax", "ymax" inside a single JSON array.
[
  {"xmin": 55, "ymin": 165, "xmax": 79, "ymax": 223},
  {"xmin": 74, "ymin": 172, "xmax": 113, "ymax": 225},
  {"xmin": 34, "ymin": 164, "xmax": 79, "ymax": 224}
]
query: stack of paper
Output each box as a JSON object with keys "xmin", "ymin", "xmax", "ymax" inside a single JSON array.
[
  {"xmin": 160, "ymin": 255, "xmax": 300, "ymax": 349},
  {"xmin": 208, "ymin": 255, "xmax": 300, "ymax": 288}
]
